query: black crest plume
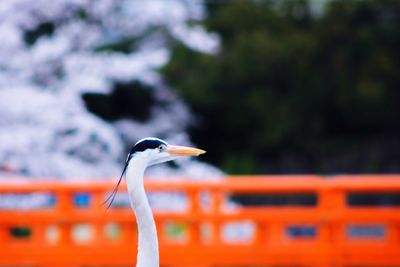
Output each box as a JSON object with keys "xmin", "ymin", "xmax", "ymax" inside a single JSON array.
[{"xmin": 103, "ymin": 153, "xmax": 133, "ymax": 209}]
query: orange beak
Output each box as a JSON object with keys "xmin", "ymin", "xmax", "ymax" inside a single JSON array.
[{"xmin": 167, "ymin": 145, "xmax": 206, "ymax": 156}]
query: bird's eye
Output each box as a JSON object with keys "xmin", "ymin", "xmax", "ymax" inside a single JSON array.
[{"xmin": 158, "ymin": 145, "xmax": 166, "ymax": 152}]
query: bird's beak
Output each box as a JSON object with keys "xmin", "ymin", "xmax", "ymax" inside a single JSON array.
[{"xmin": 167, "ymin": 145, "xmax": 206, "ymax": 156}]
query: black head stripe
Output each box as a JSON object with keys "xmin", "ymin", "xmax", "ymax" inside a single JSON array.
[{"xmin": 131, "ymin": 138, "xmax": 168, "ymax": 153}]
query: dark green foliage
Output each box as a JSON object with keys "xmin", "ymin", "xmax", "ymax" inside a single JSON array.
[
  {"xmin": 94, "ymin": 37, "xmax": 137, "ymax": 54},
  {"xmin": 82, "ymin": 81, "xmax": 156, "ymax": 122},
  {"xmin": 164, "ymin": 0, "xmax": 400, "ymax": 174},
  {"xmin": 24, "ymin": 22, "xmax": 55, "ymax": 46}
]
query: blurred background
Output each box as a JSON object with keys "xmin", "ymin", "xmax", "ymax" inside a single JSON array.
[
  {"xmin": 0, "ymin": 0, "xmax": 400, "ymax": 180},
  {"xmin": 165, "ymin": 0, "xmax": 400, "ymax": 175},
  {"xmin": 1, "ymin": 0, "xmax": 399, "ymax": 179},
  {"xmin": 0, "ymin": 0, "xmax": 400, "ymax": 266}
]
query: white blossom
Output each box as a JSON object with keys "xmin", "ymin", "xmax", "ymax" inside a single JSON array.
[{"xmin": 0, "ymin": 0, "xmax": 220, "ymax": 178}]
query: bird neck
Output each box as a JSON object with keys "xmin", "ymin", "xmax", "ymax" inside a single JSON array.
[{"xmin": 126, "ymin": 157, "xmax": 159, "ymax": 267}]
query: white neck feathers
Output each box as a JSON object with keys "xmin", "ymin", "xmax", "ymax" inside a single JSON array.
[{"xmin": 126, "ymin": 157, "xmax": 159, "ymax": 267}]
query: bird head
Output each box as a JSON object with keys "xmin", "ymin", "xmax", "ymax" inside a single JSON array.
[
  {"xmin": 130, "ymin": 137, "xmax": 206, "ymax": 166},
  {"xmin": 104, "ymin": 137, "xmax": 206, "ymax": 208}
]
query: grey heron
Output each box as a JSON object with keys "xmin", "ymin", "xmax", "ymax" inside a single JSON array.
[{"xmin": 105, "ymin": 137, "xmax": 205, "ymax": 267}]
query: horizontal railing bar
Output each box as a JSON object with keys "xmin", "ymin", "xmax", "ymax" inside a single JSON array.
[
  {"xmin": 1, "ymin": 176, "xmax": 400, "ymax": 193},
  {"xmin": 2, "ymin": 209, "xmax": 400, "ymax": 225}
]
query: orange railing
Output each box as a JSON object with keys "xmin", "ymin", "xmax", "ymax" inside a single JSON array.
[{"xmin": 0, "ymin": 175, "xmax": 400, "ymax": 266}]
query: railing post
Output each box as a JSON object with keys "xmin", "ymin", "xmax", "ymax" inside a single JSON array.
[
  {"xmin": 0, "ymin": 226, "xmax": 9, "ymax": 243},
  {"xmin": 267, "ymin": 223, "xmax": 283, "ymax": 248},
  {"xmin": 318, "ymin": 181, "xmax": 346, "ymax": 267},
  {"xmin": 209, "ymin": 188, "xmax": 223, "ymax": 245},
  {"xmin": 91, "ymin": 190, "xmax": 106, "ymax": 244},
  {"xmin": 188, "ymin": 188, "xmax": 201, "ymax": 245},
  {"xmin": 387, "ymin": 224, "xmax": 400, "ymax": 247},
  {"xmin": 56, "ymin": 190, "xmax": 73, "ymax": 246},
  {"xmin": 121, "ymin": 223, "xmax": 137, "ymax": 245},
  {"xmin": 32, "ymin": 224, "xmax": 47, "ymax": 245},
  {"xmin": 254, "ymin": 222, "xmax": 267, "ymax": 246}
]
